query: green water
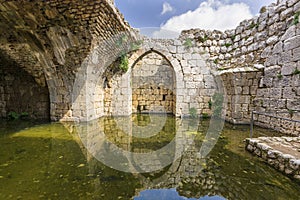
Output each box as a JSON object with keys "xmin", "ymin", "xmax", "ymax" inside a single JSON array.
[{"xmin": 0, "ymin": 115, "xmax": 299, "ymax": 200}]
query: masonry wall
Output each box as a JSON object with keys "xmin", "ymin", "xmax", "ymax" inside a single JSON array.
[
  {"xmin": 220, "ymin": 70, "xmax": 262, "ymax": 124},
  {"xmin": 1, "ymin": 0, "xmax": 300, "ymax": 129},
  {"xmin": 0, "ymin": 62, "xmax": 50, "ymax": 120},
  {"xmin": 253, "ymin": 24, "xmax": 300, "ymax": 136},
  {"xmin": 132, "ymin": 52, "xmax": 175, "ymax": 114},
  {"xmin": 0, "ymin": 0, "xmax": 134, "ymax": 122},
  {"xmin": 104, "ymin": 41, "xmax": 219, "ymax": 118},
  {"xmin": 177, "ymin": 0, "xmax": 300, "ymax": 131}
]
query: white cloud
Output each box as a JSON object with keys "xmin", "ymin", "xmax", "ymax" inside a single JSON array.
[
  {"xmin": 151, "ymin": 29, "xmax": 180, "ymax": 39},
  {"xmin": 161, "ymin": 2, "xmax": 173, "ymax": 15},
  {"xmin": 160, "ymin": 0, "xmax": 253, "ymax": 33}
]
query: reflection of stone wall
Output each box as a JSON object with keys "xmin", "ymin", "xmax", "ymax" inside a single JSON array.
[{"xmin": 132, "ymin": 52, "xmax": 175, "ymax": 113}]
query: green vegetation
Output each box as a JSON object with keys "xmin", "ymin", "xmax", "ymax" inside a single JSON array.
[
  {"xmin": 183, "ymin": 38, "xmax": 193, "ymax": 48},
  {"xmin": 231, "ymin": 35, "xmax": 236, "ymax": 41},
  {"xmin": 288, "ymin": 109, "xmax": 294, "ymax": 117},
  {"xmin": 189, "ymin": 107, "xmax": 197, "ymax": 118},
  {"xmin": 292, "ymin": 12, "xmax": 300, "ymax": 25},
  {"xmin": 8, "ymin": 111, "xmax": 29, "ymax": 120},
  {"xmin": 277, "ymin": 73, "xmax": 283, "ymax": 79},
  {"xmin": 293, "ymin": 68, "xmax": 300, "ymax": 75},
  {"xmin": 249, "ymin": 22, "xmax": 259, "ymax": 29},
  {"xmin": 201, "ymin": 112, "xmax": 209, "ymax": 119},
  {"xmin": 208, "ymin": 99, "xmax": 212, "ymax": 109},
  {"xmin": 119, "ymin": 54, "xmax": 129, "ymax": 72},
  {"xmin": 259, "ymin": 6, "xmax": 266, "ymax": 14},
  {"xmin": 217, "ymin": 67, "xmax": 226, "ymax": 71},
  {"xmin": 213, "ymin": 59, "xmax": 219, "ymax": 65},
  {"xmin": 197, "ymin": 35, "xmax": 208, "ymax": 43},
  {"xmin": 224, "ymin": 43, "xmax": 232, "ymax": 47}
]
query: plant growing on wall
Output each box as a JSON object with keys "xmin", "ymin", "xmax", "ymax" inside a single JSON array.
[
  {"xmin": 230, "ymin": 35, "xmax": 236, "ymax": 41},
  {"xmin": 293, "ymin": 12, "xmax": 300, "ymax": 25},
  {"xmin": 249, "ymin": 22, "xmax": 259, "ymax": 29},
  {"xmin": 293, "ymin": 68, "xmax": 300, "ymax": 75},
  {"xmin": 201, "ymin": 112, "xmax": 209, "ymax": 119},
  {"xmin": 183, "ymin": 38, "xmax": 193, "ymax": 48},
  {"xmin": 288, "ymin": 109, "xmax": 294, "ymax": 118},
  {"xmin": 119, "ymin": 54, "xmax": 129, "ymax": 72},
  {"xmin": 8, "ymin": 111, "xmax": 29, "ymax": 120},
  {"xmin": 197, "ymin": 35, "xmax": 208, "ymax": 43},
  {"xmin": 208, "ymin": 99, "xmax": 212, "ymax": 109}
]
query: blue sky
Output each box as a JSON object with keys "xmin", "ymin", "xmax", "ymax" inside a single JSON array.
[
  {"xmin": 115, "ymin": 0, "xmax": 276, "ymax": 37},
  {"xmin": 134, "ymin": 188, "xmax": 226, "ymax": 200}
]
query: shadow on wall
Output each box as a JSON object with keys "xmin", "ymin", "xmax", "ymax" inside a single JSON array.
[{"xmin": 0, "ymin": 50, "xmax": 50, "ymax": 120}]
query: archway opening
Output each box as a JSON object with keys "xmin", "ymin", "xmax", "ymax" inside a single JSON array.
[{"xmin": 131, "ymin": 50, "xmax": 176, "ymax": 115}]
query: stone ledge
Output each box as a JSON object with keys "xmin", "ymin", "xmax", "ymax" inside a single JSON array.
[
  {"xmin": 245, "ymin": 136, "xmax": 300, "ymax": 180},
  {"xmin": 217, "ymin": 65, "xmax": 261, "ymax": 75}
]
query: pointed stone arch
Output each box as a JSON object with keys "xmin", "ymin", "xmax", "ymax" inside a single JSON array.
[{"xmin": 128, "ymin": 46, "xmax": 184, "ymax": 116}]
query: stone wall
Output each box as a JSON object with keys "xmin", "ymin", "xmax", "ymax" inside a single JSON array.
[
  {"xmin": 132, "ymin": 52, "xmax": 175, "ymax": 114},
  {"xmin": 0, "ymin": 0, "xmax": 134, "ymax": 121},
  {"xmin": 253, "ymin": 24, "xmax": 300, "ymax": 135},
  {"xmin": 0, "ymin": 52, "xmax": 50, "ymax": 119},
  {"xmin": 179, "ymin": 0, "xmax": 300, "ymax": 129},
  {"xmin": 102, "ymin": 39, "xmax": 220, "ymax": 118},
  {"xmin": 246, "ymin": 137, "xmax": 300, "ymax": 180},
  {"xmin": 220, "ymin": 69, "xmax": 262, "ymax": 124},
  {"xmin": 0, "ymin": 0, "xmax": 299, "ymax": 129}
]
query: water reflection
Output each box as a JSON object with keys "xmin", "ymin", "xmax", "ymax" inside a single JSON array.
[
  {"xmin": 65, "ymin": 114, "xmax": 223, "ymax": 174},
  {"xmin": 0, "ymin": 115, "xmax": 299, "ymax": 199}
]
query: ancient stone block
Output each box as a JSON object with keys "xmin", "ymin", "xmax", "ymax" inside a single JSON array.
[
  {"xmin": 269, "ymin": 88, "xmax": 282, "ymax": 98},
  {"xmin": 278, "ymin": 51, "xmax": 293, "ymax": 64},
  {"xmin": 284, "ymin": 36, "xmax": 300, "ymax": 51},
  {"xmin": 287, "ymin": 99, "xmax": 300, "ymax": 110}
]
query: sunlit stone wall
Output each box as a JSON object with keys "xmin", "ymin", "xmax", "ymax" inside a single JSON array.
[{"xmin": 131, "ymin": 52, "xmax": 176, "ymax": 114}]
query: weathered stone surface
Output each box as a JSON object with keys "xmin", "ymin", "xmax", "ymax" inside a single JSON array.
[
  {"xmin": 281, "ymin": 62, "xmax": 297, "ymax": 75},
  {"xmin": 284, "ymin": 35, "xmax": 300, "ymax": 51},
  {"xmin": 246, "ymin": 137, "xmax": 300, "ymax": 180},
  {"xmin": 0, "ymin": 0, "xmax": 299, "ymax": 131}
]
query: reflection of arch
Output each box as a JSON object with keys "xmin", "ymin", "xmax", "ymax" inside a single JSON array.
[
  {"xmin": 129, "ymin": 45, "xmax": 184, "ymax": 117},
  {"xmin": 131, "ymin": 50, "xmax": 176, "ymax": 114}
]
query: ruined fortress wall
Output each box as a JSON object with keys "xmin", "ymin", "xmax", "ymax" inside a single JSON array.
[
  {"xmin": 0, "ymin": 0, "xmax": 299, "ymax": 134},
  {"xmin": 178, "ymin": 0, "xmax": 300, "ymax": 133}
]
